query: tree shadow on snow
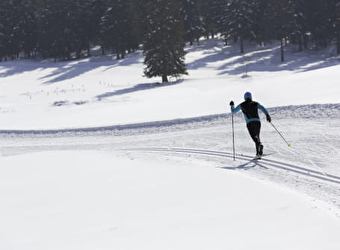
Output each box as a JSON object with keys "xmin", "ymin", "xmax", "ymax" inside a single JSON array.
[
  {"xmin": 96, "ymin": 79, "xmax": 183, "ymax": 101},
  {"xmin": 0, "ymin": 52, "xmax": 142, "ymax": 84},
  {"xmin": 186, "ymin": 39, "xmax": 339, "ymax": 77},
  {"xmin": 40, "ymin": 54, "xmax": 142, "ymax": 85}
]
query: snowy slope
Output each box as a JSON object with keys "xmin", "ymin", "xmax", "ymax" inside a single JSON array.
[
  {"xmin": 1, "ymin": 151, "xmax": 340, "ymax": 250},
  {"xmin": 1, "ymin": 38, "xmax": 340, "ymax": 250},
  {"xmin": 0, "ymin": 40, "xmax": 339, "ymax": 129}
]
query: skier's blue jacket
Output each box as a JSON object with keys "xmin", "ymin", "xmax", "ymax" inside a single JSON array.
[{"xmin": 231, "ymin": 100, "xmax": 269, "ymax": 124}]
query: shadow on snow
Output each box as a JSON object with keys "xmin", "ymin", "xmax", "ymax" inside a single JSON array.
[
  {"xmin": 222, "ymin": 160, "xmax": 269, "ymax": 170},
  {"xmin": 96, "ymin": 80, "xmax": 183, "ymax": 101},
  {"xmin": 0, "ymin": 52, "xmax": 142, "ymax": 84}
]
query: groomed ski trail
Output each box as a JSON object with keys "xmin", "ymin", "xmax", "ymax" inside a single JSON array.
[{"xmin": 121, "ymin": 147, "xmax": 340, "ymax": 185}]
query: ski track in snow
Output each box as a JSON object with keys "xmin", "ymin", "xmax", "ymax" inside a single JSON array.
[{"xmin": 1, "ymin": 103, "xmax": 340, "ymax": 215}]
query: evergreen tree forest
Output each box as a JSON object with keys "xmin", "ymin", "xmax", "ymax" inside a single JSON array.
[{"xmin": 1, "ymin": 0, "xmax": 340, "ymax": 80}]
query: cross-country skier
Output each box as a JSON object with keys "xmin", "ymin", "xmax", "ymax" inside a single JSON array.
[{"xmin": 230, "ymin": 92, "xmax": 271, "ymax": 158}]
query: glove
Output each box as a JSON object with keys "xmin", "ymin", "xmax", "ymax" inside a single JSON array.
[
  {"xmin": 266, "ymin": 114, "xmax": 271, "ymax": 122},
  {"xmin": 229, "ymin": 101, "xmax": 234, "ymax": 106}
]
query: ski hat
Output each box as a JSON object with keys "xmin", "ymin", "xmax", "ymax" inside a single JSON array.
[{"xmin": 244, "ymin": 92, "xmax": 252, "ymax": 100}]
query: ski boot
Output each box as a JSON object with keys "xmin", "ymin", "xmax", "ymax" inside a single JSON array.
[{"xmin": 258, "ymin": 144, "xmax": 264, "ymax": 156}]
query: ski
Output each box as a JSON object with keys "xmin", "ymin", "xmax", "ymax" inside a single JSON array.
[{"xmin": 252, "ymin": 153, "xmax": 275, "ymax": 160}]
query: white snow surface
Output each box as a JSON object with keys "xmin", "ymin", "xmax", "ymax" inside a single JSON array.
[{"xmin": 1, "ymin": 39, "xmax": 340, "ymax": 249}]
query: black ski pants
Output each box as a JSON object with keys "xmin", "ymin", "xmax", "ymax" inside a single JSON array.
[{"xmin": 247, "ymin": 121, "xmax": 262, "ymax": 153}]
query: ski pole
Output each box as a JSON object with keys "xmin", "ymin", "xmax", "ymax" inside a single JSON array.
[
  {"xmin": 231, "ymin": 112, "xmax": 236, "ymax": 161},
  {"xmin": 270, "ymin": 122, "xmax": 291, "ymax": 147}
]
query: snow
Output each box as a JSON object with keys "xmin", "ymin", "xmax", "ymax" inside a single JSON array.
[{"xmin": 1, "ymin": 38, "xmax": 340, "ymax": 249}]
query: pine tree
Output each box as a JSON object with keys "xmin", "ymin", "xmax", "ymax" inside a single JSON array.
[
  {"xmin": 0, "ymin": 1, "xmax": 8, "ymax": 60},
  {"xmin": 201, "ymin": 0, "xmax": 227, "ymax": 39},
  {"xmin": 100, "ymin": 0, "xmax": 138, "ymax": 59},
  {"xmin": 321, "ymin": 0, "xmax": 340, "ymax": 52},
  {"xmin": 223, "ymin": 0, "xmax": 257, "ymax": 53},
  {"xmin": 305, "ymin": 0, "xmax": 329, "ymax": 49},
  {"xmin": 181, "ymin": 0, "xmax": 205, "ymax": 45},
  {"xmin": 271, "ymin": 0, "xmax": 294, "ymax": 61},
  {"xmin": 37, "ymin": 0, "xmax": 90, "ymax": 60},
  {"xmin": 37, "ymin": 0, "xmax": 71, "ymax": 60},
  {"xmin": 141, "ymin": 0, "xmax": 188, "ymax": 83},
  {"xmin": 289, "ymin": 0, "xmax": 308, "ymax": 51},
  {"xmin": 0, "ymin": 0, "xmax": 37, "ymax": 60},
  {"xmin": 251, "ymin": 0, "xmax": 274, "ymax": 46},
  {"xmin": 21, "ymin": 0, "xmax": 38, "ymax": 58},
  {"xmin": 331, "ymin": 0, "xmax": 340, "ymax": 54},
  {"xmin": 83, "ymin": 0, "xmax": 107, "ymax": 56}
]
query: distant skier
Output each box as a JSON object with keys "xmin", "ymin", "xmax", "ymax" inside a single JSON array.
[{"xmin": 230, "ymin": 92, "xmax": 271, "ymax": 157}]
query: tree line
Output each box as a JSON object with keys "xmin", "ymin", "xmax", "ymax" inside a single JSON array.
[{"xmin": 1, "ymin": 0, "xmax": 340, "ymax": 81}]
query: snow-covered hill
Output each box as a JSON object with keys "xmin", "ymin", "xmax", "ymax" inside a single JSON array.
[
  {"xmin": 0, "ymin": 39, "xmax": 339, "ymax": 130},
  {"xmin": 1, "ymin": 39, "xmax": 340, "ymax": 250}
]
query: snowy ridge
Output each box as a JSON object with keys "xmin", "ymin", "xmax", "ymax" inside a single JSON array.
[
  {"xmin": 0, "ymin": 103, "xmax": 338, "ymax": 136},
  {"xmin": 268, "ymin": 103, "xmax": 340, "ymax": 119}
]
